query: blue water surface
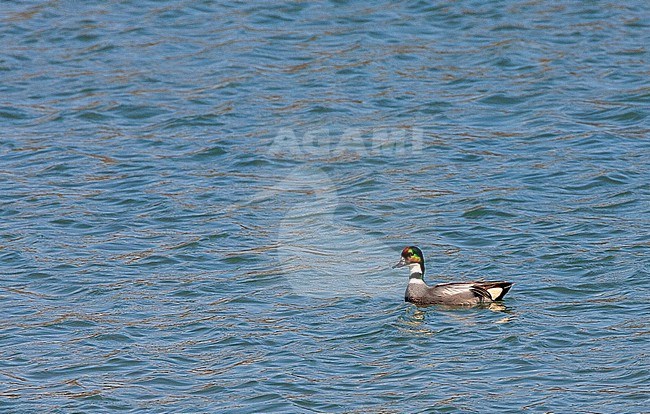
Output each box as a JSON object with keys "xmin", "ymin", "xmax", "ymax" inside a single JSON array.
[{"xmin": 1, "ymin": 1, "xmax": 649, "ymax": 412}]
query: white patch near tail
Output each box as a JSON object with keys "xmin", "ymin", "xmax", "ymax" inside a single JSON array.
[{"xmin": 487, "ymin": 287, "xmax": 503, "ymax": 300}]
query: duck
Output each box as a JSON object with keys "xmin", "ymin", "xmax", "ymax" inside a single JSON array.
[{"xmin": 393, "ymin": 246, "xmax": 513, "ymax": 306}]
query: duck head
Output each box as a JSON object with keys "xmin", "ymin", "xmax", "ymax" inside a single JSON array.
[{"xmin": 392, "ymin": 246, "xmax": 425, "ymax": 276}]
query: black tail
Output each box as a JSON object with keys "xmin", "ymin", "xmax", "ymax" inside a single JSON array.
[{"xmin": 476, "ymin": 281, "xmax": 513, "ymax": 301}]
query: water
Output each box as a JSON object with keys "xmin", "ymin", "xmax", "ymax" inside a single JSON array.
[{"xmin": 1, "ymin": 1, "xmax": 649, "ymax": 412}]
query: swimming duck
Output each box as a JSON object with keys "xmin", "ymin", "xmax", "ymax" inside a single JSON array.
[{"xmin": 393, "ymin": 246, "xmax": 513, "ymax": 306}]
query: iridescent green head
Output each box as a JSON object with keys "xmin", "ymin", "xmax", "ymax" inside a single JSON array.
[{"xmin": 392, "ymin": 246, "xmax": 425, "ymax": 275}]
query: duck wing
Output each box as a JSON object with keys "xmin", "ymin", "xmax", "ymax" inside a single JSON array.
[{"xmin": 429, "ymin": 282, "xmax": 493, "ymax": 304}]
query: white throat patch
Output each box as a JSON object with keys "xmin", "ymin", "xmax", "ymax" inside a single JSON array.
[{"xmin": 408, "ymin": 263, "xmax": 423, "ymax": 276}]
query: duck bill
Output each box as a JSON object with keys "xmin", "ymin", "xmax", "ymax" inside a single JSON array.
[{"xmin": 392, "ymin": 257, "xmax": 407, "ymax": 269}]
